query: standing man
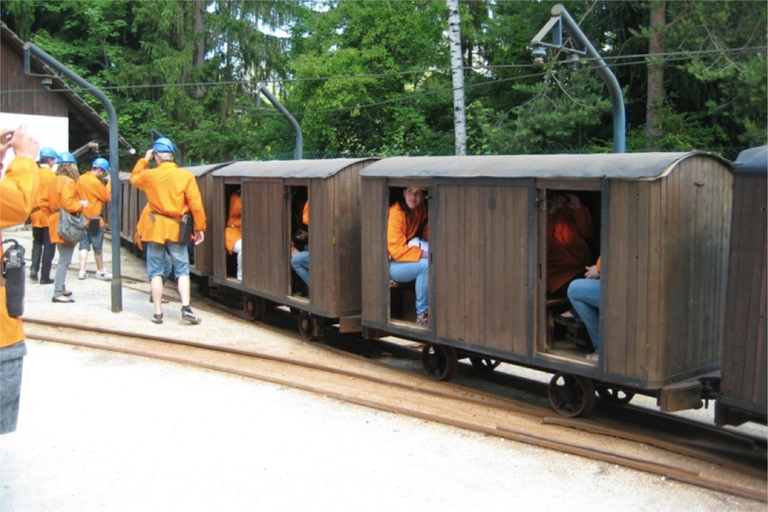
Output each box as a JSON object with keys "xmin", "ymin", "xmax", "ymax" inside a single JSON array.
[
  {"xmin": 130, "ymin": 137, "xmax": 206, "ymax": 324},
  {"xmin": 29, "ymin": 147, "xmax": 57, "ymax": 284},
  {"xmin": 1, "ymin": 125, "xmax": 41, "ymax": 434},
  {"xmin": 77, "ymin": 157, "xmax": 112, "ymax": 280}
]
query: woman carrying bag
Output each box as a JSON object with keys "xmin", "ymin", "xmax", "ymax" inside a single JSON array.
[{"xmin": 40, "ymin": 151, "xmax": 87, "ymax": 303}]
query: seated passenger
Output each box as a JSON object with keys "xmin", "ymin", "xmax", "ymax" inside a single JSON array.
[
  {"xmin": 567, "ymin": 257, "xmax": 602, "ymax": 363},
  {"xmin": 291, "ymin": 201, "xmax": 310, "ymax": 287},
  {"xmin": 547, "ymin": 192, "xmax": 593, "ymax": 296},
  {"xmin": 225, "ymin": 190, "xmax": 243, "ymax": 280},
  {"xmin": 388, "ymin": 186, "xmax": 429, "ymax": 327}
]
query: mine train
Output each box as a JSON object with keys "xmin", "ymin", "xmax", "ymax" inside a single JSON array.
[{"xmin": 116, "ymin": 146, "xmax": 767, "ymax": 423}]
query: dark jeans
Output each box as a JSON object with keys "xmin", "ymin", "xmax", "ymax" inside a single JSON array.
[
  {"xmin": 31, "ymin": 226, "xmax": 55, "ymax": 280},
  {"xmin": 1, "ymin": 341, "xmax": 26, "ymax": 434}
]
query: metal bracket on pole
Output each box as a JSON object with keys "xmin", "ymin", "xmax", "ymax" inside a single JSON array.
[
  {"xmin": 24, "ymin": 42, "xmax": 123, "ymax": 311},
  {"xmin": 529, "ymin": 4, "xmax": 626, "ymax": 153}
]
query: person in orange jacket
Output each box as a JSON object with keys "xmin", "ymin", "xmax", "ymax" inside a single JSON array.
[
  {"xmin": 76, "ymin": 157, "xmax": 112, "ymax": 280},
  {"xmin": 546, "ymin": 192, "xmax": 593, "ymax": 296},
  {"xmin": 41, "ymin": 151, "xmax": 86, "ymax": 303},
  {"xmin": 29, "ymin": 147, "xmax": 57, "ymax": 284},
  {"xmin": 290, "ymin": 200, "xmax": 310, "ymax": 286},
  {"xmin": 130, "ymin": 137, "xmax": 207, "ymax": 325},
  {"xmin": 224, "ymin": 190, "xmax": 242, "ymax": 280},
  {"xmin": 387, "ymin": 186, "xmax": 430, "ymax": 327},
  {"xmin": 0, "ymin": 125, "xmax": 41, "ymax": 434}
]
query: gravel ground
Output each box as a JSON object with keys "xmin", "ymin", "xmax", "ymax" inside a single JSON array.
[{"xmin": 1, "ymin": 226, "xmax": 765, "ymax": 512}]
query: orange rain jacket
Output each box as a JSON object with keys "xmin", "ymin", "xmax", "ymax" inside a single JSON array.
[
  {"xmin": 130, "ymin": 158, "xmax": 207, "ymax": 244},
  {"xmin": 76, "ymin": 171, "xmax": 111, "ymax": 228},
  {"xmin": 225, "ymin": 191, "xmax": 242, "ymax": 254},
  {"xmin": 1, "ymin": 156, "xmax": 40, "ymax": 348},
  {"xmin": 546, "ymin": 205, "xmax": 593, "ymax": 294},
  {"xmin": 387, "ymin": 201, "xmax": 429, "ymax": 263},
  {"xmin": 40, "ymin": 175, "xmax": 84, "ymax": 246},
  {"xmin": 28, "ymin": 165, "xmax": 55, "ymax": 229}
]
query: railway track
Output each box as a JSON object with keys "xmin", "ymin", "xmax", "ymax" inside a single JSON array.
[{"xmin": 23, "ymin": 312, "xmax": 767, "ymax": 502}]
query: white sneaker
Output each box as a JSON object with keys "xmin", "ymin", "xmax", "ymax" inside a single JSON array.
[
  {"xmin": 96, "ymin": 270, "xmax": 112, "ymax": 280},
  {"xmin": 78, "ymin": 270, "xmax": 86, "ymax": 280},
  {"xmin": 586, "ymin": 352, "xmax": 599, "ymax": 362}
]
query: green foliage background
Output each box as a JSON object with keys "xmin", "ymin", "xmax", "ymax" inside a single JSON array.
[{"xmin": 2, "ymin": 0, "xmax": 765, "ymax": 165}]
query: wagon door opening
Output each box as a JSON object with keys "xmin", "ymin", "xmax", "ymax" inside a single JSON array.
[
  {"xmin": 288, "ymin": 184, "xmax": 310, "ymax": 300},
  {"xmin": 223, "ymin": 184, "xmax": 242, "ymax": 281},
  {"xmin": 538, "ymin": 186, "xmax": 602, "ymax": 363}
]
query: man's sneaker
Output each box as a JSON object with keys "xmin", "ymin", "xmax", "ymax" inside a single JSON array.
[
  {"xmin": 151, "ymin": 313, "xmax": 164, "ymax": 324},
  {"xmin": 96, "ymin": 270, "xmax": 112, "ymax": 280},
  {"xmin": 416, "ymin": 312, "xmax": 429, "ymax": 327},
  {"xmin": 181, "ymin": 306, "xmax": 201, "ymax": 324},
  {"xmin": 586, "ymin": 352, "xmax": 599, "ymax": 363},
  {"xmin": 78, "ymin": 270, "xmax": 86, "ymax": 280}
]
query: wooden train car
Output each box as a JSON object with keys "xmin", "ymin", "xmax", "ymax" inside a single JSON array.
[
  {"xmin": 210, "ymin": 158, "xmax": 376, "ymax": 338},
  {"xmin": 360, "ymin": 152, "xmax": 733, "ymax": 416},
  {"xmin": 716, "ymin": 145, "xmax": 767, "ymax": 427}
]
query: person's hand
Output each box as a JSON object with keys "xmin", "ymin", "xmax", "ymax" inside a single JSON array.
[
  {"xmin": 584, "ymin": 264, "xmax": 600, "ymax": 279},
  {"xmin": 548, "ymin": 194, "xmax": 567, "ymax": 214},
  {"xmin": 291, "ymin": 246, "xmax": 299, "ymax": 257},
  {"xmin": 144, "ymin": 149, "xmax": 154, "ymax": 161},
  {"xmin": 421, "ymin": 249, "xmax": 428, "ymax": 259},
  {"xmin": 80, "ymin": 199, "xmax": 90, "ymax": 208},
  {"xmin": 8, "ymin": 125, "xmax": 39, "ymax": 160},
  {"xmin": 567, "ymin": 193, "xmax": 581, "ymax": 209},
  {"xmin": 194, "ymin": 230, "xmax": 205, "ymax": 246}
]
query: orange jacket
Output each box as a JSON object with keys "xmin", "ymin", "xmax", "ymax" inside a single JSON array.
[
  {"xmin": 301, "ymin": 201, "xmax": 309, "ymax": 226},
  {"xmin": 76, "ymin": 171, "xmax": 111, "ymax": 227},
  {"xmin": 29, "ymin": 165, "xmax": 56, "ymax": 228},
  {"xmin": 387, "ymin": 201, "xmax": 429, "ymax": 263},
  {"xmin": 130, "ymin": 158, "xmax": 207, "ymax": 244},
  {"xmin": 225, "ymin": 191, "xmax": 242, "ymax": 254},
  {"xmin": 41, "ymin": 175, "xmax": 84, "ymax": 246},
  {"xmin": 546, "ymin": 205, "xmax": 593, "ymax": 293},
  {"xmin": 1, "ymin": 156, "xmax": 40, "ymax": 348}
]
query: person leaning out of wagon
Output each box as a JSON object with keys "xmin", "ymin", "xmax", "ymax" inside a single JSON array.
[
  {"xmin": 225, "ymin": 189, "xmax": 243, "ymax": 281},
  {"xmin": 387, "ymin": 186, "xmax": 430, "ymax": 327},
  {"xmin": 41, "ymin": 151, "xmax": 88, "ymax": 303},
  {"xmin": 76, "ymin": 157, "xmax": 112, "ymax": 281},
  {"xmin": 566, "ymin": 256, "xmax": 602, "ymax": 363},
  {"xmin": 28, "ymin": 146, "xmax": 57, "ymax": 284},
  {"xmin": 546, "ymin": 192, "xmax": 593, "ymax": 296},
  {"xmin": 290, "ymin": 200, "xmax": 310, "ymax": 287},
  {"xmin": 1, "ymin": 125, "xmax": 41, "ymax": 434}
]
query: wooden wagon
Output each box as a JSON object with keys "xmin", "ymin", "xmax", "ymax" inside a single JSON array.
[
  {"xmin": 360, "ymin": 152, "xmax": 733, "ymax": 416},
  {"xmin": 211, "ymin": 158, "xmax": 375, "ymax": 339},
  {"xmin": 716, "ymin": 146, "xmax": 767, "ymax": 427}
]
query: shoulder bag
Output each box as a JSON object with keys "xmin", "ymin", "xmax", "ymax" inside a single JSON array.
[{"xmin": 56, "ymin": 178, "xmax": 87, "ymax": 244}]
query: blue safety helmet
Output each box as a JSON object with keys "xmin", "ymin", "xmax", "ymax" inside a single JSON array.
[
  {"xmin": 152, "ymin": 137, "xmax": 175, "ymax": 154},
  {"xmin": 39, "ymin": 147, "xmax": 58, "ymax": 160},
  {"xmin": 58, "ymin": 151, "xmax": 77, "ymax": 165},
  {"xmin": 92, "ymin": 157, "xmax": 109, "ymax": 172}
]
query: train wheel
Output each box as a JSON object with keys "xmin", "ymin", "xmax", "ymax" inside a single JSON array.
[
  {"xmin": 244, "ymin": 294, "xmax": 266, "ymax": 322},
  {"xmin": 298, "ymin": 310, "xmax": 323, "ymax": 341},
  {"xmin": 596, "ymin": 386, "xmax": 634, "ymax": 405},
  {"xmin": 421, "ymin": 343, "xmax": 458, "ymax": 381},
  {"xmin": 548, "ymin": 372, "xmax": 596, "ymax": 417},
  {"xmin": 469, "ymin": 356, "xmax": 501, "ymax": 375}
]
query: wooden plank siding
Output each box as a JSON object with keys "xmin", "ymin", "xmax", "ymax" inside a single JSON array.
[
  {"xmin": 360, "ymin": 179, "xmax": 387, "ymax": 327},
  {"xmin": 603, "ymin": 156, "xmax": 732, "ymax": 386},
  {"xmin": 0, "ymin": 40, "xmax": 66, "ymax": 117},
  {"xmin": 190, "ymin": 174, "xmax": 214, "ymax": 276},
  {"xmin": 243, "ymin": 179, "xmax": 285, "ymax": 294},
  {"xmin": 435, "ymin": 182, "xmax": 531, "ymax": 354},
  {"xmin": 720, "ymin": 173, "xmax": 767, "ymax": 414}
]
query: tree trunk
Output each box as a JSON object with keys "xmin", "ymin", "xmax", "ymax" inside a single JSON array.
[
  {"xmin": 447, "ymin": 0, "xmax": 466, "ymax": 156},
  {"xmin": 646, "ymin": 1, "xmax": 665, "ymax": 150},
  {"xmin": 192, "ymin": 0, "xmax": 206, "ymax": 98}
]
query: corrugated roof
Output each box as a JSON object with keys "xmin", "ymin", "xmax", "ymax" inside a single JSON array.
[
  {"xmin": 183, "ymin": 162, "xmax": 234, "ymax": 177},
  {"xmin": 211, "ymin": 158, "xmax": 377, "ymax": 179},
  {"xmin": 732, "ymin": 146, "xmax": 767, "ymax": 176},
  {"xmin": 358, "ymin": 152, "xmax": 725, "ymax": 180}
]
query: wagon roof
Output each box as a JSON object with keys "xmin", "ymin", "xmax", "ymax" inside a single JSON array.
[
  {"xmin": 359, "ymin": 152, "xmax": 728, "ymax": 180},
  {"xmin": 211, "ymin": 158, "xmax": 377, "ymax": 179},
  {"xmin": 732, "ymin": 146, "xmax": 767, "ymax": 176},
  {"xmin": 182, "ymin": 162, "xmax": 234, "ymax": 177}
]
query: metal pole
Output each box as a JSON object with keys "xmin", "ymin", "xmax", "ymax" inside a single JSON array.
[
  {"xmin": 24, "ymin": 42, "xmax": 123, "ymax": 311},
  {"xmin": 258, "ymin": 87, "xmax": 303, "ymax": 160}
]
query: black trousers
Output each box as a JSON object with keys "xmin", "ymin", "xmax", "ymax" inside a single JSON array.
[{"xmin": 31, "ymin": 226, "xmax": 55, "ymax": 280}]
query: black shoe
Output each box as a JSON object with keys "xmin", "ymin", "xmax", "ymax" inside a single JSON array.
[
  {"xmin": 52, "ymin": 296, "xmax": 75, "ymax": 303},
  {"xmin": 62, "ymin": 290, "xmax": 72, "ymax": 297},
  {"xmin": 181, "ymin": 306, "xmax": 201, "ymax": 324},
  {"xmin": 151, "ymin": 313, "xmax": 164, "ymax": 324},
  {"xmin": 39, "ymin": 278, "xmax": 54, "ymax": 285},
  {"xmin": 29, "ymin": 270, "xmax": 38, "ymax": 281}
]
